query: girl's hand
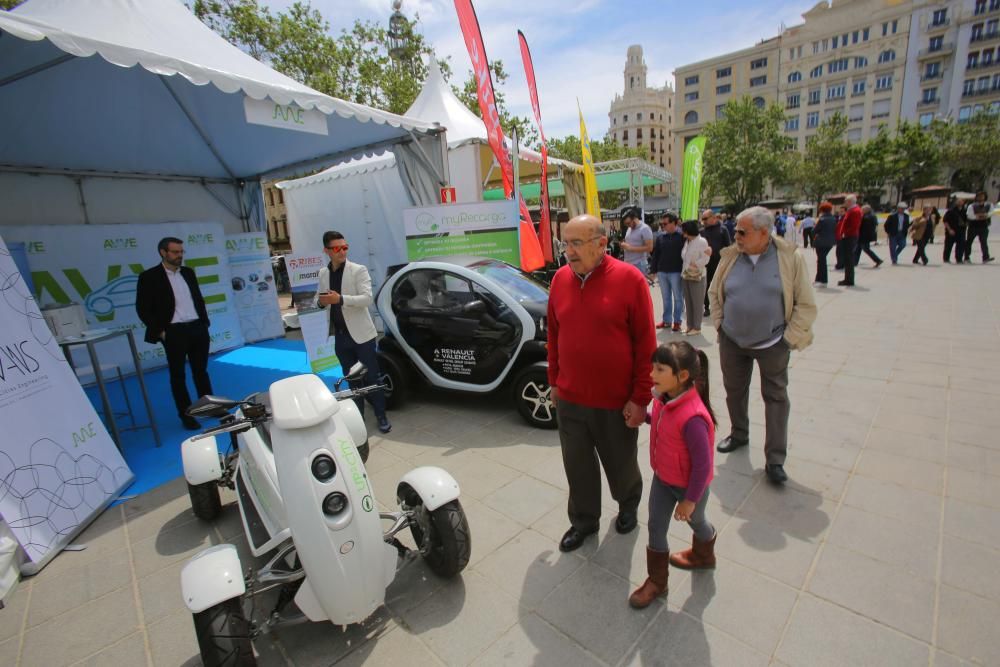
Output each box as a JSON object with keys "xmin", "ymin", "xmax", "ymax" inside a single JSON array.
[{"xmin": 674, "ymin": 500, "xmax": 695, "ymax": 522}]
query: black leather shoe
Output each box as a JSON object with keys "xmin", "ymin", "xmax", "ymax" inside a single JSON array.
[
  {"xmin": 181, "ymin": 415, "xmax": 201, "ymax": 430},
  {"xmin": 765, "ymin": 464, "xmax": 788, "ymax": 484},
  {"xmin": 615, "ymin": 511, "xmax": 637, "ymax": 534},
  {"xmin": 716, "ymin": 435, "xmax": 749, "ymax": 453},
  {"xmin": 559, "ymin": 526, "xmax": 598, "ymax": 552}
]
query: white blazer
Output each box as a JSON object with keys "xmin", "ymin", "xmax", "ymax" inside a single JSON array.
[{"xmin": 312, "ymin": 260, "xmax": 378, "ymax": 343}]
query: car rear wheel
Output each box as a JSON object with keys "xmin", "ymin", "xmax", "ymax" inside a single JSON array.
[{"xmin": 511, "ymin": 365, "xmax": 557, "ymax": 429}]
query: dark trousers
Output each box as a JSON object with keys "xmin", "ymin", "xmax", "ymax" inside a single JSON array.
[
  {"xmin": 912, "ymin": 237, "xmax": 929, "ymax": 264},
  {"xmin": 943, "ymin": 231, "xmax": 965, "ymax": 262},
  {"xmin": 333, "ymin": 332, "xmax": 387, "ymax": 419},
  {"xmin": 838, "ymin": 237, "xmax": 858, "ymax": 285},
  {"xmin": 814, "ymin": 245, "xmax": 832, "ymax": 284},
  {"xmin": 887, "ymin": 233, "xmax": 906, "ymax": 264},
  {"xmin": 556, "ymin": 398, "xmax": 642, "ymax": 531},
  {"xmin": 802, "ymin": 227, "xmax": 814, "ymax": 248},
  {"xmin": 718, "ymin": 331, "xmax": 790, "ymax": 465},
  {"xmin": 163, "ymin": 321, "xmax": 212, "ymax": 418},
  {"xmin": 965, "ymin": 223, "xmax": 991, "ymax": 261},
  {"xmin": 704, "ymin": 259, "xmax": 720, "ymax": 314},
  {"xmin": 854, "ymin": 240, "xmax": 882, "ymax": 266}
]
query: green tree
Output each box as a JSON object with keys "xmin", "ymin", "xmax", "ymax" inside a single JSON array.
[
  {"xmin": 701, "ymin": 97, "xmax": 793, "ymax": 211},
  {"xmin": 886, "ymin": 120, "xmax": 942, "ymax": 201},
  {"xmin": 844, "ymin": 125, "xmax": 893, "ymax": 206},
  {"xmin": 546, "ymin": 134, "xmax": 648, "ymax": 164},
  {"xmin": 0, "ymin": 0, "xmax": 24, "ymax": 9},
  {"xmin": 793, "ymin": 112, "xmax": 850, "ymax": 206},
  {"xmin": 453, "ymin": 60, "xmax": 538, "ymax": 146},
  {"xmin": 935, "ymin": 111, "xmax": 1000, "ymax": 192}
]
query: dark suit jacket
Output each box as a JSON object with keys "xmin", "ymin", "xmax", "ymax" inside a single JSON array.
[
  {"xmin": 884, "ymin": 212, "xmax": 910, "ymax": 237},
  {"xmin": 135, "ymin": 264, "xmax": 210, "ymax": 344}
]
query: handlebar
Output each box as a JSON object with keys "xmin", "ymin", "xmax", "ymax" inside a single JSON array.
[
  {"xmin": 190, "ymin": 419, "xmax": 254, "ymax": 441},
  {"xmin": 332, "ymin": 383, "xmax": 388, "ymax": 401}
]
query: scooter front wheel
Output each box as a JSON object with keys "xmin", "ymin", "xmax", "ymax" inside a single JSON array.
[
  {"xmin": 192, "ymin": 597, "xmax": 255, "ymax": 666},
  {"xmin": 403, "ymin": 492, "xmax": 471, "ymax": 578},
  {"xmin": 188, "ymin": 481, "xmax": 222, "ymax": 521}
]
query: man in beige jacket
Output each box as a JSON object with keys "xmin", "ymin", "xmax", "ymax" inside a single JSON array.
[{"xmin": 708, "ymin": 206, "xmax": 816, "ymax": 483}]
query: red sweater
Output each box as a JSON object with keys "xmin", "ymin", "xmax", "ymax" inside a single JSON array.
[
  {"xmin": 546, "ymin": 256, "xmax": 656, "ymax": 409},
  {"xmin": 837, "ymin": 205, "xmax": 862, "ymax": 240}
]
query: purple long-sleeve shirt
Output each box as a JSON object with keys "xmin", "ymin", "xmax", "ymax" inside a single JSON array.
[{"xmin": 647, "ymin": 395, "xmax": 713, "ymax": 502}]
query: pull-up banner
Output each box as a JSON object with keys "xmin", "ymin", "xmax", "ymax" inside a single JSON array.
[
  {"xmin": 0, "ymin": 234, "xmax": 133, "ymax": 574},
  {"xmin": 454, "ymin": 0, "xmax": 544, "ymax": 271}
]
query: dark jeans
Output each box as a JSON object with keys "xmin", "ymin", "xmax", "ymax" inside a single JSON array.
[
  {"xmin": 163, "ymin": 320, "xmax": 213, "ymax": 418},
  {"xmin": 718, "ymin": 331, "xmax": 791, "ymax": 466},
  {"xmin": 333, "ymin": 331, "xmax": 387, "ymax": 419},
  {"xmin": 838, "ymin": 237, "xmax": 858, "ymax": 285},
  {"xmin": 943, "ymin": 230, "xmax": 966, "ymax": 262},
  {"xmin": 887, "ymin": 233, "xmax": 906, "ymax": 263},
  {"xmin": 814, "ymin": 245, "xmax": 832, "ymax": 283},
  {"xmin": 912, "ymin": 237, "xmax": 929, "ymax": 264},
  {"xmin": 802, "ymin": 227, "xmax": 814, "ymax": 248},
  {"xmin": 965, "ymin": 223, "xmax": 991, "ymax": 261},
  {"xmin": 854, "ymin": 240, "xmax": 882, "ymax": 266},
  {"xmin": 556, "ymin": 398, "xmax": 642, "ymax": 531}
]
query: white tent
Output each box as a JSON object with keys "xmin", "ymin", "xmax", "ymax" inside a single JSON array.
[
  {"xmin": 277, "ymin": 58, "xmax": 582, "ymax": 286},
  {"xmin": 0, "ymin": 0, "xmax": 447, "ymax": 232}
]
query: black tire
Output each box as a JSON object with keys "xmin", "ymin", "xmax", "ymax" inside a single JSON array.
[
  {"xmin": 378, "ymin": 352, "xmax": 409, "ymax": 410},
  {"xmin": 188, "ymin": 481, "xmax": 222, "ymax": 521},
  {"xmin": 511, "ymin": 365, "xmax": 557, "ymax": 429},
  {"xmin": 399, "ymin": 485, "xmax": 471, "ymax": 578},
  {"xmin": 192, "ymin": 597, "xmax": 255, "ymax": 667},
  {"xmin": 357, "ymin": 440, "xmax": 370, "ymax": 464}
]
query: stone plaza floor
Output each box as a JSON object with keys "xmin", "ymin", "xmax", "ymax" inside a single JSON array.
[{"xmin": 1, "ymin": 239, "xmax": 998, "ymax": 666}]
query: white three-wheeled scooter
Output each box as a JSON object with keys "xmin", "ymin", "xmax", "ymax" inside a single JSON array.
[{"xmin": 178, "ymin": 365, "xmax": 470, "ymax": 666}]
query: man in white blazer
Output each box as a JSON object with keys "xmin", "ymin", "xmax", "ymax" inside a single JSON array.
[{"xmin": 312, "ymin": 231, "xmax": 391, "ymax": 433}]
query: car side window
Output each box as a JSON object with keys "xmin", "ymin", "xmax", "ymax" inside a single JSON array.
[{"xmin": 392, "ymin": 269, "xmax": 472, "ymax": 312}]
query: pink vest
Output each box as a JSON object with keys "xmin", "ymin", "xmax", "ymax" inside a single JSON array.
[{"xmin": 649, "ymin": 389, "xmax": 715, "ymax": 488}]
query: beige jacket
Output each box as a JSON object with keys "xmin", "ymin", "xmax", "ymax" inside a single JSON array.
[
  {"xmin": 708, "ymin": 235, "xmax": 817, "ymax": 350},
  {"xmin": 312, "ymin": 260, "xmax": 378, "ymax": 343}
]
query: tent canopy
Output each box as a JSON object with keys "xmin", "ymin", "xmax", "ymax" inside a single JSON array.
[{"xmin": 0, "ymin": 0, "xmax": 446, "ymax": 187}]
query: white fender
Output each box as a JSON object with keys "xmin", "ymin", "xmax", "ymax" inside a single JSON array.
[
  {"xmin": 180, "ymin": 544, "xmax": 246, "ymax": 613},
  {"xmin": 336, "ymin": 397, "xmax": 368, "ymax": 452},
  {"xmin": 398, "ymin": 466, "xmax": 461, "ymax": 511},
  {"xmin": 181, "ymin": 434, "xmax": 222, "ymax": 485}
]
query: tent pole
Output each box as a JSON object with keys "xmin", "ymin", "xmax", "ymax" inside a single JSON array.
[
  {"xmin": 74, "ymin": 177, "xmax": 90, "ymax": 225},
  {"xmin": 198, "ymin": 180, "xmax": 241, "ymax": 220},
  {"xmin": 0, "ymin": 54, "xmax": 74, "ymax": 89},
  {"xmin": 158, "ymin": 76, "xmax": 237, "ymax": 179},
  {"xmin": 0, "ymin": 164, "xmax": 233, "ymax": 185},
  {"xmin": 405, "ymin": 130, "xmax": 446, "ymax": 187}
]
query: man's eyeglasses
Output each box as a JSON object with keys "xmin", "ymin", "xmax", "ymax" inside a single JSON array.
[
  {"xmin": 556, "ymin": 237, "xmax": 602, "ymax": 253},
  {"xmin": 734, "ymin": 229, "xmax": 751, "ymax": 236},
  {"xmin": 326, "ymin": 245, "xmax": 349, "ymax": 252}
]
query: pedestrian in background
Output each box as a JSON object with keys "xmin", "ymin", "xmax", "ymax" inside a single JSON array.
[
  {"xmin": 884, "ymin": 202, "xmax": 911, "ymax": 265},
  {"xmin": 909, "ymin": 206, "xmax": 931, "ymax": 266},
  {"xmin": 836, "ymin": 195, "xmax": 862, "ymax": 287},
  {"xmin": 651, "ymin": 213, "xmax": 685, "ymax": 332},
  {"xmin": 965, "ymin": 191, "xmax": 995, "ymax": 263},
  {"xmin": 680, "ymin": 220, "xmax": 711, "ymax": 336},
  {"xmin": 943, "ymin": 196, "xmax": 968, "ymax": 263},
  {"xmin": 700, "ymin": 209, "xmax": 731, "ymax": 317},
  {"xmin": 801, "ymin": 211, "xmax": 816, "ymax": 248},
  {"xmin": 812, "ymin": 201, "xmax": 837, "ymax": 285},
  {"xmin": 855, "ymin": 205, "xmax": 883, "ymax": 268}
]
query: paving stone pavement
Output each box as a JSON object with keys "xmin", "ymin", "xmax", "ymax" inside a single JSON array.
[{"xmin": 3, "ymin": 240, "xmax": 998, "ymax": 666}]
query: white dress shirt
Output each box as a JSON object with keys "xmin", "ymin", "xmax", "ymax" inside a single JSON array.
[{"xmin": 165, "ymin": 266, "xmax": 199, "ymax": 323}]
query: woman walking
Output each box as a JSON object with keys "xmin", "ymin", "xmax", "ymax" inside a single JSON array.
[
  {"xmin": 679, "ymin": 220, "xmax": 711, "ymax": 336},
  {"xmin": 910, "ymin": 206, "xmax": 931, "ymax": 265},
  {"xmin": 813, "ymin": 201, "xmax": 837, "ymax": 285}
]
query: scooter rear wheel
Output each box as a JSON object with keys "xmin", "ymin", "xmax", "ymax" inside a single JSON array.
[
  {"xmin": 188, "ymin": 481, "xmax": 222, "ymax": 521},
  {"xmin": 192, "ymin": 597, "xmax": 255, "ymax": 666}
]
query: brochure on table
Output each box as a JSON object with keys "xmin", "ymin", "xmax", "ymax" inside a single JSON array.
[
  {"xmin": 0, "ymin": 233, "xmax": 133, "ymax": 574},
  {"xmin": 225, "ymin": 232, "xmax": 284, "ymax": 342}
]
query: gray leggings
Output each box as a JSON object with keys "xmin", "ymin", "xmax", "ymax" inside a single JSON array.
[{"xmin": 647, "ymin": 474, "xmax": 715, "ymax": 552}]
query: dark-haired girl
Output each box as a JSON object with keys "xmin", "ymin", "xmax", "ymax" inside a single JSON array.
[{"xmin": 629, "ymin": 341, "xmax": 717, "ymax": 609}]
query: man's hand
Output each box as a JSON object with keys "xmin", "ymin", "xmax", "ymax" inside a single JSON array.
[
  {"xmin": 318, "ymin": 291, "xmax": 341, "ymax": 306},
  {"xmin": 550, "ymin": 387, "xmax": 558, "ymax": 407},
  {"xmin": 623, "ymin": 400, "xmax": 645, "ymax": 428},
  {"xmin": 674, "ymin": 499, "xmax": 695, "ymax": 522}
]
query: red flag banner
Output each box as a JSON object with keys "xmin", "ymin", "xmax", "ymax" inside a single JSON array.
[
  {"xmin": 518, "ymin": 30, "xmax": 553, "ymax": 264},
  {"xmin": 453, "ymin": 0, "xmax": 544, "ymax": 271}
]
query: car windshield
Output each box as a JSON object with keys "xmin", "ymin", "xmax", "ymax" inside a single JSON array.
[{"xmin": 468, "ymin": 261, "xmax": 548, "ymax": 305}]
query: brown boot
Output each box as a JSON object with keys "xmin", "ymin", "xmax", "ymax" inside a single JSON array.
[
  {"xmin": 629, "ymin": 547, "xmax": 669, "ymax": 609},
  {"xmin": 669, "ymin": 532, "xmax": 717, "ymax": 570}
]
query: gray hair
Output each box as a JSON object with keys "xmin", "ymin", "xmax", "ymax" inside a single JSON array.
[
  {"xmin": 845, "ymin": 194, "xmax": 857, "ymax": 206},
  {"xmin": 736, "ymin": 206, "xmax": 774, "ymax": 232}
]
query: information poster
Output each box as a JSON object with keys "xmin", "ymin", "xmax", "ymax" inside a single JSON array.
[
  {"xmin": 403, "ymin": 200, "xmax": 519, "ymax": 265},
  {"xmin": 284, "ymin": 252, "xmax": 326, "ymax": 290},
  {"xmin": 0, "ymin": 234, "xmax": 133, "ymax": 573},
  {"xmin": 0, "ymin": 222, "xmax": 244, "ymax": 371},
  {"xmin": 225, "ymin": 233, "xmax": 284, "ymax": 342},
  {"xmin": 298, "ymin": 308, "xmax": 339, "ymax": 373}
]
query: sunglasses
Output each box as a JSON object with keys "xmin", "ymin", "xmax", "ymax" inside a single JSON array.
[{"xmin": 326, "ymin": 245, "xmax": 349, "ymax": 252}]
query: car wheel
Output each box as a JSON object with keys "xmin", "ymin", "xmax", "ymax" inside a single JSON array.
[
  {"xmin": 192, "ymin": 597, "xmax": 255, "ymax": 667},
  {"xmin": 377, "ymin": 352, "xmax": 409, "ymax": 410},
  {"xmin": 511, "ymin": 365, "xmax": 557, "ymax": 429}
]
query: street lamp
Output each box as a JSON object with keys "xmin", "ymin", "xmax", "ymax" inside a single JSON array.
[{"xmin": 388, "ymin": 0, "xmax": 409, "ymax": 65}]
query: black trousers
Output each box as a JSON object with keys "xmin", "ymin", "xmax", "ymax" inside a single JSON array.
[
  {"xmin": 912, "ymin": 237, "xmax": 929, "ymax": 264},
  {"xmin": 163, "ymin": 320, "xmax": 212, "ymax": 418},
  {"xmin": 814, "ymin": 246, "xmax": 832, "ymax": 284},
  {"xmin": 943, "ymin": 231, "xmax": 965, "ymax": 262},
  {"xmin": 802, "ymin": 227, "xmax": 814, "ymax": 248},
  {"xmin": 704, "ymin": 258, "xmax": 720, "ymax": 313},
  {"xmin": 556, "ymin": 398, "xmax": 642, "ymax": 531},
  {"xmin": 854, "ymin": 240, "xmax": 882, "ymax": 266},
  {"xmin": 333, "ymin": 331, "xmax": 387, "ymax": 419},
  {"xmin": 837, "ymin": 238, "xmax": 858, "ymax": 285},
  {"xmin": 965, "ymin": 223, "xmax": 991, "ymax": 261}
]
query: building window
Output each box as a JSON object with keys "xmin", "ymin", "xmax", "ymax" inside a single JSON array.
[
  {"xmin": 827, "ymin": 84, "xmax": 846, "ymax": 100},
  {"xmin": 892, "ymin": 19, "xmax": 898, "ymax": 34},
  {"xmin": 828, "ymin": 58, "xmax": 849, "ymax": 74},
  {"xmin": 919, "ymin": 112, "xmax": 934, "ymax": 127},
  {"xmin": 785, "ymin": 116, "xmax": 800, "ymax": 131},
  {"xmin": 932, "ymin": 9, "xmax": 947, "ymax": 26},
  {"xmin": 975, "ymin": 0, "xmax": 986, "ymax": 14},
  {"xmin": 972, "ymin": 23, "xmax": 984, "ymax": 41},
  {"xmin": 787, "ymin": 93, "xmax": 801, "ymax": 108},
  {"xmin": 875, "ymin": 74, "xmax": 893, "ymax": 90},
  {"xmin": 685, "ymin": 91, "xmax": 699, "ymax": 102},
  {"xmin": 788, "ymin": 71, "xmax": 802, "ymax": 83},
  {"xmin": 854, "ymin": 56, "xmax": 868, "ymax": 68},
  {"xmin": 751, "ymin": 57, "xmax": 768, "ymax": 69},
  {"xmin": 808, "ymin": 88, "xmax": 821, "ymax": 105},
  {"xmin": 716, "ymin": 66, "xmax": 731, "ymax": 78},
  {"xmin": 988, "ymin": 18, "xmax": 1000, "ymax": 36},
  {"xmin": 863, "ymin": 28, "xmax": 870, "ymax": 41},
  {"xmin": 853, "ymin": 79, "xmax": 866, "ymax": 95},
  {"xmin": 753, "ymin": 96, "xmax": 766, "ymax": 108},
  {"xmin": 623, "ymin": 114, "xmax": 629, "ymax": 123},
  {"xmin": 926, "ymin": 62, "xmax": 942, "ymax": 78},
  {"xmin": 716, "ymin": 104, "xmax": 727, "ymax": 119},
  {"xmin": 810, "ymin": 65, "xmax": 823, "ymax": 78},
  {"xmin": 813, "ymin": 41, "xmax": 819, "ymax": 54},
  {"xmin": 993, "ymin": 72, "xmax": 1000, "ymax": 89},
  {"xmin": 637, "ymin": 112, "xmax": 643, "ymax": 121},
  {"xmin": 833, "ymin": 35, "xmax": 839, "ymax": 49},
  {"xmin": 882, "ymin": 22, "xmax": 888, "ymax": 37},
  {"xmin": 978, "ymin": 75, "xmax": 991, "ymax": 92},
  {"xmin": 958, "ymin": 105, "xmax": 972, "ymax": 122},
  {"xmin": 849, "ymin": 103, "xmax": 864, "ymax": 121},
  {"xmin": 984, "ymin": 49, "xmax": 995, "ymax": 66},
  {"xmin": 750, "ymin": 75, "xmax": 767, "ymax": 87},
  {"xmin": 807, "ymin": 111, "xmax": 820, "ymax": 128},
  {"xmin": 847, "ymin": 128, "xmax": 863, "ymax": 143},
  {"xmin": 922, "ymin": 88, "xmax": 938, "ymax": 103},
  {"xmin": 685, "ymin": 75, "xmax": 699, "ymax": 86},
  {"xmin": 878, "ymin": 50, "xmax": 896, "ymax": 63},
  {"xmin": 872, "ymin": 99, "xmax": 891, "ymax": 118},
  {"xmin": 929, "ymin": 36, "xmax": 944, "ymax": 52},
  {"xmin": 684, "ymin": 111, "xmax": 698, "ymax": 125},
  {"xmin": 789, "ymin": 48, "xmax": 796, "ymax": 60},
  {"xmin": 623, "ymin": 129, "xmax": 629, "ymax": 141},
  {"xmin": 963, "ymin": 79, "xmax": 976, "ymax": 95},
  {"xmin": 717, "ymin": 84, "xmax": 731, "ymax": 94},
  {"xmin": 637, "ymin": 128, "xmax": 643, "ymax": 139}
]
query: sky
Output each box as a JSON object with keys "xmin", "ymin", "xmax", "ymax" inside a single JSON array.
[{"xmin": 266, "ymin": 0, "xmax": 812, "ymax": 140}]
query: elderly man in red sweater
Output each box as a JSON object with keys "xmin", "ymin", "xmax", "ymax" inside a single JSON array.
[
  {"xmin": 836, "ymin": 194, "xmax": 862, "ymax": 287},
  {"xmin": 547, "ymin": 214, "xmax": 657, "ymax": 552}
]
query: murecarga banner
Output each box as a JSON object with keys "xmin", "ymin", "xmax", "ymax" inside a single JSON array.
[{"xmin": 403, "ymin": 200, "xmax": 519, "ymax": 264}]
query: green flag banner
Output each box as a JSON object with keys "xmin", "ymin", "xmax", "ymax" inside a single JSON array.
[{"xmin": 680, "ymin": 136, "xmax": 707, "ymax": 221}]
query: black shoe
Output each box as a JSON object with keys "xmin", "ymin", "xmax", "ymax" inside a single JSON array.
[
  {"xmin": 717, "ymin": 435, "xmax": 749, "ymax": 453},
  {"xmin": 181, "ymin": 415, "xmax": 201, "ymax": 430},
  {"xmin": 986, "ymin": 257, "xmax": 995, "ymax": 263},
  {"xmin": 615, "ymin": 511, "xmax": 637, "ymax": 534},
  {"xmin": 559, "ymin": 525, "xmax": 598, "ymax": 552},
  {"xmin": 765, "ymin": 464, "xmax": 788, "ymax": 484},
  {"xmin": 703, "ymin": 308, "xmax": 711, "ymax": 317},
  {"xmin": 377, "ymin": 415, "xmax": 392, "ymax": 434},
  {"xmin": 837, "ymin": 280, "xmax": 854, "ymax": 286}
]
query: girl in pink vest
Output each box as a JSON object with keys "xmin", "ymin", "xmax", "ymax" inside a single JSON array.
[{"xmin": 630, "ymin": 341, "xmax": 717, "ymax": 609}]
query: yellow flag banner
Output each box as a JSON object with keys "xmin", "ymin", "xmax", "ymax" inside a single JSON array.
[{"xmin": 578, "ymin": 102, "xmax": 601, "ymax": 217}]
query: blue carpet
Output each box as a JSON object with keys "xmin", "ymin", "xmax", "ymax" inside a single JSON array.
[{"xmin": 84, "ymin": 338, "xmax": 345, "ymax": 499}]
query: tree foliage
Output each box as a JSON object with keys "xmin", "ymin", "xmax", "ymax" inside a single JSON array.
[
  {"xmin": 792, "ymin": 112, "xmax": 850, "ymax": 206},
  {"xmin": 453, "ymin": 60, "xmax": 538, "ymax": 146},
  {"xmin": 934, "ymin": 111, "xmax": 1000, "ymax": 191},
  {"xmin": 701, "ymin": 97, "xmax": 794, "ymax": 212},
  {"xmin": 0, "ymin": 0, "xmax": 24, "ymax": 9}
]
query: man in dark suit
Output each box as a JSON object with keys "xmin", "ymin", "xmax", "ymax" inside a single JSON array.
[
  {"xmin": 884, "ymin": 203, "xmax": 911, "ymax": 265},
  {"xmin": 136, "ymin": 237, "xmax": 213, "ymax": 429}
]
